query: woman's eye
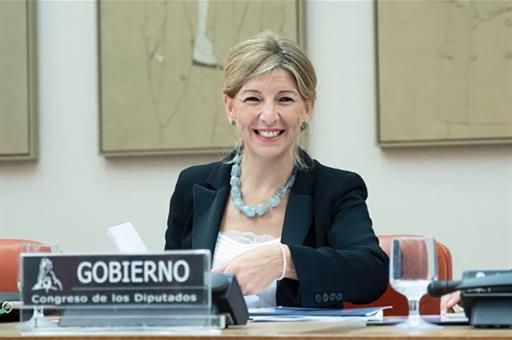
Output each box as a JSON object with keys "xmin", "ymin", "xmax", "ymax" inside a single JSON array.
[
  {"xmin": 243, "ymin": 96, "xmax": 260, "ymax": 103},
  {"xmin": 279, "ymin": 97, "xmax": 294, "ymax": 103}
]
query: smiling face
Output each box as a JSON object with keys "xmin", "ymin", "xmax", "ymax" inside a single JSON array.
[{"xmin": 224, "ymin": 68, "xmax": 313, "ymax": 163}]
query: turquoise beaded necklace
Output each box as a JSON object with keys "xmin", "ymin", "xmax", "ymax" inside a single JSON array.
[{"xmin": 230, "ymin": 152, "xmax": 297, "ymax": 218}]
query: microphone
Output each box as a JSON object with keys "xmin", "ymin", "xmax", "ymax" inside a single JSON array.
[
  {"xmin": 427, "ymin": 280, "xmax": 462, "ymax": 297},
  {"xmin": 428, "ymin": 272, "xmax": 512, "ymax": 297}
]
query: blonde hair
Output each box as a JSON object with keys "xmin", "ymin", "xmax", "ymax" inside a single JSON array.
[
  {"xmin": 223, "ymin": 32, "xmax": 316, "ymax": 101},
  {"xmin": 223, "ymin": 32, "xmax": 317, "ymax": 169}
]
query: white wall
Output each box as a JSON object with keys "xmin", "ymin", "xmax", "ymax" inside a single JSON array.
[{"xmin": 0, "ymin": 0, "xmax": 510, "ymax": 279}]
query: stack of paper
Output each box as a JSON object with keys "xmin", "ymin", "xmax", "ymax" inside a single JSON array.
[{"xmin": 249, "ymin": 306, "xmax": 390, "ymax": 322}]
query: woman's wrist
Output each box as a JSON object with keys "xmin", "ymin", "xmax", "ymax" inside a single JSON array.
[{"xmin": 279, "ymin": 244, "xmax": 297, "ymax": 280}]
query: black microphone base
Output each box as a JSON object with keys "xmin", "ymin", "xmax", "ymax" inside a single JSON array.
[{"xmin": 462, "ymin": 293, "xmax": 512, "ymax": 328}]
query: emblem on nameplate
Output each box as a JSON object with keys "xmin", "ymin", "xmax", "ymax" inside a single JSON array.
[{"xmin": 31, "ymin": 257, "xmax": 63, "ymax": 293}]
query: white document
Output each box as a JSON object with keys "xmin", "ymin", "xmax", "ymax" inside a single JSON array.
[{"xmin": 107, "ymin": 222, "xmax": 148, "ymax": 254}]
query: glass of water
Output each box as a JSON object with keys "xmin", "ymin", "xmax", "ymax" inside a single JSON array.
[{"xmin": 389, "ymin": 236, "xmax": 438, "ymax": 329}]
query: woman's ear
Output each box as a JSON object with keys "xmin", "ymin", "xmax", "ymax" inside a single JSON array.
[
  {"xmin": 224, "ymin": 94, "xmax": 235, "ymax": 121},
  {"xmin": 304, "ymin": 99, "xmax": 315, "ymax": 121}
]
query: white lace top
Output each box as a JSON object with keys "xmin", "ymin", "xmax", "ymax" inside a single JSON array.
[{"xmin": 212, "ymin": 231, "xmax": 281, "ymax": 308}]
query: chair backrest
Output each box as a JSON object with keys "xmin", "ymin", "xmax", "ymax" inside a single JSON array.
[
  {"xmin": 0, "ymin": 239, "xmax": 44, "ymax": 292},
  {"xmin": 344, "ymin": 234, "xmax": 453, "ymax": 316}
]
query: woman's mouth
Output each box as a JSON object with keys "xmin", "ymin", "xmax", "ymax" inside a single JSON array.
[{"xmin": 254, "ymin": 129, "xmax": 285, "ymax": 140}]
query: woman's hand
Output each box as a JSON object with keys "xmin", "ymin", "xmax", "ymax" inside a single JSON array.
[
  {"xmin": 440, "ymin": 291, "xmax": 461, "ymax": 314},
  {"xmin": 214, "ymin": 244, "xmax": 294, "ymax": 295}
]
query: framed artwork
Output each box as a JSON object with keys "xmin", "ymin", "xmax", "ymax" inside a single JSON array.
[
  {"xmin": 98, "ymin": 0, "xmax": 304, "ymax": 156},
  {"xmin": 0, "ymin": 0, "xmax": 38, "ymax": 160},
  {"xmin": 376, "ymin": 0, "xmax": 512, "ymax": 147}
]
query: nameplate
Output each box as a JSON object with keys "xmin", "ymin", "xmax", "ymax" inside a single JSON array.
[{"xmin": 20, "ymin": 251, "xmax": 210, "ymax": 307}]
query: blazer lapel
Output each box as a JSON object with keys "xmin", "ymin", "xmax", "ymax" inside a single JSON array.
[
  {"xmin": 281, "ymin": 164, "xmax": 314, "ymax": 246},
  {"xmin": 191, "ymin": 162, "xmax": 230, "ymax": 260},
  {"xmin": 281, "ymin": 194, "xmax": 313, "ymax": 245}
]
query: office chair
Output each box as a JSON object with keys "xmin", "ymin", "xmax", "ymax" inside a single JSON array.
[
  {"xmin": 0, "ymin": 239, "xmax": 46, "ymax": 292},
  {"xmin": 344, "ymin": 234, "xmax": 453, "ymax": 316}
]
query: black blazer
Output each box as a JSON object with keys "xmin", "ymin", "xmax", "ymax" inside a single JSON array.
[{"xmin": 165, "ymin": 153, "xmax": 389, "ymax": 308}]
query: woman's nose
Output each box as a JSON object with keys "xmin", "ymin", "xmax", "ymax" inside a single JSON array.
[{"xmin": 260, "ymin": 101, "xmax": 279, "ymax": 124}]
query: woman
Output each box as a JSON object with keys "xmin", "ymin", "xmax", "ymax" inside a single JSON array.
[{"xmin": 165, "ymin": 32, "xmax": 388, "ymax": 308}]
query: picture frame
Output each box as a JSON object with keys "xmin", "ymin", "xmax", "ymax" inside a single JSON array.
[
  {"xmin": 376, "ymin": 0, "xmax": 512, "ymax": 147},
  {"xmin": 0, "ymin": 0, "xmax": 38, "ymax": 160},
  {"xmin": 98, "ymin": 0, "xmax": 305, "ymax": 156}
]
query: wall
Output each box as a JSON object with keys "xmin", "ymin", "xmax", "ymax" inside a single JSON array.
[
  {"xmin": 0, "ymin": 0, "xmax": 510, "ymax": 279},
  {"xmin": 306, "ymin": 1, "xmax": 512, "ymax": 277}
]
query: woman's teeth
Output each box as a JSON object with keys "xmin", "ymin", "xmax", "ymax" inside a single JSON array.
[{"xmin": 259, "ymin": 130, "xmax": 281, "ymax": 138}]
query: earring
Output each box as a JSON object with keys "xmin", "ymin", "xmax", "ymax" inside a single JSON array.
[
  {"xmin": 300, "ymin": 120, "xmax": 309, "ymax": 131},
  {"xmin": 229, "ymin": 118, "xmax": 236, "ymax": 126}
]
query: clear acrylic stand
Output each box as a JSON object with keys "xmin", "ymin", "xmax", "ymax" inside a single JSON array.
[{"xmin": 20, "ymin": 305, "xmax": 225, "ymax": 335}]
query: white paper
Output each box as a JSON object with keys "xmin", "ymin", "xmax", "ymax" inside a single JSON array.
[
  {"xmin": 107, "ymin": 222, "xmax": 148, "ymax": 253},
  {"xmin": 440, "ymin": 311, "xmax": 469, "ymax": 323},
  {"xmin": 250, "ymin": 315, "xmax": 367, "ymax": 323}
]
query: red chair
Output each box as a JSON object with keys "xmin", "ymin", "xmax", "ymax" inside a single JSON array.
[
  {"xmin": 0, "ymin": 239, "xmax": 46, "ymax": 292},
  {"xmin": 345, "ymin": 234, "xmax": 453, "ymax": 316}
]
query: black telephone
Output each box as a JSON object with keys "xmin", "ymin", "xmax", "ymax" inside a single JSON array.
[{"xmin": 428, "ymin": 271, "xmax": 512, "ymax": 327}]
